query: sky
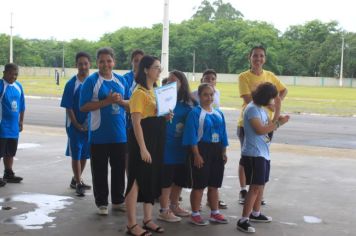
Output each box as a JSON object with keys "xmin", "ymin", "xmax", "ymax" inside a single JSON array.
[{"xmin": 0, "ymin": 0, "xmax": 354, "ymax": 41}]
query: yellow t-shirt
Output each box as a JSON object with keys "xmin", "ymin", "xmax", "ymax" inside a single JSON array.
[
  {"xmin": 238, "ymin": 70, "xmax": 286, "ymax": 127},
  {"xmin": 129, "ymin": 85, "xmax": 157, "ymax": 119}
]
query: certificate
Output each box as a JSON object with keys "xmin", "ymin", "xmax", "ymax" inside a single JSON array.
[{"xmin": 154, "ymin": 82, "xmax": 177, "ymax": 116}]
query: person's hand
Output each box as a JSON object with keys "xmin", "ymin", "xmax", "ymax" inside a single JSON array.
[
  {"xmin": 278, "ymin": 115, "xmax": 290, "ymax": 126},
  {"xmin": 140, "ymin": 148, "xmax": 152, "ymax": 164},
  {"xmin": 106, "ymin": 90, "xmax": 122, "ymax": 104},
  {"xmin": 19, "ymin": 122, "xmax": 23, "ymax": 132},
  {"xmin": 222, "ymin": 153, "xmax": 228, "ymax": 165},
  {"xmin": 193, "ymin": 153, "xmax": 204, "ymax": 168},
  {"xmin": 165, "ymin": 110, "xmax": 174, "ymax": 122}
]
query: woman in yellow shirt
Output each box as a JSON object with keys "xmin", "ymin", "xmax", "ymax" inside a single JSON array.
[
  {"xmin": 237, "ymin": 46, "xmax": 288, "ymax": 205},
  {"xmin": 125, "ymin": 55, "xmax": 166, "ymax": 236}
]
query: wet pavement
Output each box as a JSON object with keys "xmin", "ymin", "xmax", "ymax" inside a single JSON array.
[{"xmin": 0, "ymin": 125, "xmax": 356, "ymax": 236}]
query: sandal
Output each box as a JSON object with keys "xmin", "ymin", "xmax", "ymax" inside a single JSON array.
[
  {"xmin": 126, "ymin": 224, "xmax": 152, "ymax": 236},
  {"xmin": 143, "ymin": 219, "xmax": 164, "ymax": 233}
]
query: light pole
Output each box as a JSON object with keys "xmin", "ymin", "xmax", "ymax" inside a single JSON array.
[
  {"xmin": 9, "ymin": 12, "xmax": 13, "ymax": 63},
  {"xmin": 339, "ymin": 34, "xmax": 345, "ymax": 87},
  {"xmin": 192, "ymin": 50, "xmax": 196, "ymax": 81},
  {"xmin": 161, "ymin": 0, "xmax": 169, "ymax": 79}
]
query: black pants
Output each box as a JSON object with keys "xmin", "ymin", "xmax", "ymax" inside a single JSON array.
[{"xmin": 91, "ymin": 143, "xmax": 127, "ymax": 207}]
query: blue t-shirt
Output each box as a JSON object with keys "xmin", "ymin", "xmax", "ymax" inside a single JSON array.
[
  {"xmin": 60, "ymin": 76, "xmax": 88, "ymax": 133},
  {"xmin": 0, "ymin": 79, "xmax": 25, "ymax": 138},
  {"xmin": 123, "ymin": 70, "xmax": 136, "ymax": 95},
  {"xmin": 241, "ymin": 102, "xmax": 271, "ymax": 160},
  {"xmin": 183, "ymin": 106, "xmax": 228, "ymax": 147},
  {"xmin": 164, "ymin": 101, "xmax": 195, "ymax": 164},
  {"xmin": 79, "ymin": 72, "xmax": 129, "ymax": 144}
]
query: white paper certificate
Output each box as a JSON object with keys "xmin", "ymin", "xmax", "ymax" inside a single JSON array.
[{"xmin": 154, "ymin": 82, "xmax": 177, "ymax": 116}]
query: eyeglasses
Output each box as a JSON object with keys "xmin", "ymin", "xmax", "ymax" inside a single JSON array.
[{"xmin": 150, "ymin": 66, "xmax": 163, "ymax": 71}]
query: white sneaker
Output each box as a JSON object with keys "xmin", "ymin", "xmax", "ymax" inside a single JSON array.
[
  {"xmin": 158, "ymin": 210, "xmax": 182, "ymax": 222},
  {"xmin": 112, "ymin": 203, "xmax": 126, "ymax": 212},
  {"xmin": 97, "ymin": 206, "xmax": 108, "ymax": 215}
]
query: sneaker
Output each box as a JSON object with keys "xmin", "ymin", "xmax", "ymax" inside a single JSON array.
[
  {"xmin": 3, "ymin": 170, "xmax": 23, "ymax": 183},
  {"xmin": 70, "ymin": 178, "xmax": 76, "ymax": 189},
  {"xmin": 190, "ymin": 215, "xmax": 209, "ymax": 226},
  {"xmin": 179, "ymin": 196, "xmax": 183, "ymax": 202},
  {"xmin": 249, "ymin": 213, "xmax": 272, "ymax": 223},
  {"xmin": 218, "ymin": 200, "xmax": 228, "ymax": 209},
  {"xmin": 158, "ymin": 210, "xmax": 182, "ymax": 222},
  {"xmin": 239, "ymin": 190, "xmax": 247, "ymax": 205},
  {"xmin": 261, "ymin": 199, "xmax": 266, "ymax": 205},
  {"xmin": 75, "ymin": 183, "xmax": 85, "ymax": 197},
  {"xmin": 0, "ymin": 178, "xmax": 6, "ymax": 187},
  {"xmin": 97, "ymin": 206, "xmax": 108, "ymax": 215},
  {"xmin": 209, "ymin": 213, "xmax": 228, "ymax": 224},
  {"xmin": 170, "ymin": 205, "xmax": 190, "ymax": 217},
  {"xmin": 81, "ymin": 180, "xmax": 91, "ymax": 190},
  {"xmin": 237, "ymin": 219, "xmax": 255, "ymax": 233},
  {"xmin": 112, "ymin": 203, "xmax": 126, "ymax": 212}
]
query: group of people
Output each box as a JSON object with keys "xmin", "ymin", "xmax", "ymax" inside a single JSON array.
[{"xmin": 0, "ymin": 45, "xmax": 289, "ymax": 235}]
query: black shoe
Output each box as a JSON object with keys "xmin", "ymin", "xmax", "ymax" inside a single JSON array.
[
  {"xmin": 249, "ymin": 213, "xmax": 272, "ymax": 223},
  {"xmin": 80, "ymin": 180, "xmax": 91, "ymax": 190},
  {"xmin": 218, "ymin": 200, "xmax": 228, "ymax": 209},
  {"xmin": 76, "ymin": 183, "xmax": 85, "ymax": 197},
  {"xmin": 70, "ymin": 178, "xmax": 76, "ymax": 189},
  {"xmin": 239, "ymin": 190, "xmax": 247, "ymax": 205},
  {"xmin": 261, "ymin": 199, "xmax": 266, "ymax": 205},
  {"xmin": 237, "ymin": 219, "xmax": 255, "ymax": 233},
  {"xmin": 3, "ymin": 170, "xmax": 23, "ymax": 183},
  {"xmin": 0, "ymin": 178, "xmax": 6, "ymax": 187}
]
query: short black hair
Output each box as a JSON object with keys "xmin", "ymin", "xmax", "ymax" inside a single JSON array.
[
  {"xmin": 96, "ymin": 47, "xmax": 115, "ymax": 60},
  {"xmin": 161, "ymin": 77, "xmax": 168, "ymax": 85},
  {"xmin": 131, "ymin": 49, "xmax": 145, "ymax": 61},
  {"xmin": 198, "ymin": 83, "xmax": 214, "ymax": 96},
  {"xmin": 4, "ymin": 63, "xmax": 18, "ymax": 72},
  {"xmin": 202, "ymin": 69, "xmax": 217, "ymax": 78},
  {"xmin": 75, "ymin": 51, "xmax": 91, "ymax": 63},
  {"xmin": 249, "ymin": 45, "xmax": 266, "ymax": 57},
  {"xmin": 252, "ymin": 82, "xmax": 278, "ymax": 106}
]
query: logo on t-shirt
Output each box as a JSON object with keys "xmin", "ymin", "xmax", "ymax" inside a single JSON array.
[
  {"xmin": 111, "ymin": 104, "xmax": 120, "ymax": 114},
  {"xmin": 175, "ymin": 122, "xmax": 184, "ymax": 137},
  {"xmin": 212, "ymin": 133, "xmax": 219, "ymax": 143},
  {"xmin": 11, "ymin": 100, "xmax": 18, "ymax": 112}
]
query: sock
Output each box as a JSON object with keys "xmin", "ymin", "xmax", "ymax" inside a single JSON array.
[
  {"xmin": 239, "ymin": 217, "xmax": 249, "ymax": 223},
  {"xmin": 252, "ymin": 211, "xmax": 260, "ymax": 217},
  {"xmin": 211, "ymin": 209, "xmax": 220, "ymax": 215},
  {"xmin": 241, "ymin": 186, "xmax": 247, "ymax": 191},
  {"xmin": 191, "ymin": 211, "xmax": 200, "ymax": 217},
  {"xmin": 160, "ymin": 208, "xmax": 169, "ymax": 213},
  {"xmin": 170, "ymin": 204, "xmax": 177, "ymax": 209}
]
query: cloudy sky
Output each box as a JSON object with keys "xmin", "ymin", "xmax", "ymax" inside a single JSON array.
[{"xmin": 0, "ymin": 0, "xmax": 354, "ymax": 41}]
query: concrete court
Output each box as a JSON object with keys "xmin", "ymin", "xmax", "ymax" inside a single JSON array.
[{"xmin": 0, "ymin": 125, "xmax": 355, "ymax": 236}]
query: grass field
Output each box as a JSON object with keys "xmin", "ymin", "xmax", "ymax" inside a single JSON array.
[{"xmin": 18, "ymin": 76, "xmax": 356, "ymax": 116}]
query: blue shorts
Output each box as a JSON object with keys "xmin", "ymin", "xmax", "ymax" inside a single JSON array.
[
  {"xmin": 240, "ymin": 155, "xmax": 270, "ymax": 185},
  {"xmin": 66, "ymin": 129, "xmax": 90, "ymax": 160}
]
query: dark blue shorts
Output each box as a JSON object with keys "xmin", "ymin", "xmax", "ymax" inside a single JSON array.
[
  {"xmin": 0, "ymin": 138, "xmax": 18, "ymax": 158},
  {"xmin": 240, "ymin": 155, "xmax": 270, "ymax": 185},
  {"xmin": 161, "ymin": 164, "xmax": 188, "ymax": 188}
]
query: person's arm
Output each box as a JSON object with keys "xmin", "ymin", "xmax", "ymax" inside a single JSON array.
[
  {"xmin": 80, "ymin": 91, "xmax": 122, "ymax": 112},
  {"xmin": 131, "ymin": 112, "xmax": 152, "ymax": 163},
  {"xmin": 66, "ymin": 109, "xmax": 86, "ymax": 131},
  {"xmin": 241, "ymin": 94, "xmax": 252, "ymax": 104},
  {"xmin": 19, "ymin": 111, "xmax": 24, "ymax": 132},
  {"xmin": 191, "ymin": 145, "xmax": 204, "ymax": 168},
  {"xmin": 279, "ymin": 88, "xmax": 288, "ymax": 101}
]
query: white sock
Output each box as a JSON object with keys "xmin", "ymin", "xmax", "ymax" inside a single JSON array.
[
  {"xmin": 239, "ymin": 217, "xmax": 249, "ymax": 223},
  {"xmin": 241, "ymin": 186, "xmax": 247, "ymax": 191},
  {"xmin": 211, "ymin": 210, "xmax": 219, "ymax": 215},
  {"xmin": 252, "ymin": 211, "xmax": 260, "ymax": 217},
  {"xmin": 192, "ymin": 211, "xmax": 200, "ymax": 217}
]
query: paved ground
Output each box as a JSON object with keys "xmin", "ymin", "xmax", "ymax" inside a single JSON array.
[{"xmin": 0, "ymin": 125, "xmax": 355, "ymax": 236}]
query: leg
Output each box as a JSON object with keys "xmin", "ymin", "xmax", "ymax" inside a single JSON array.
[
  {"xmin": 190, "ymin": 188, "xmax": 204, "ymax": 212},
  {"xmin": 239, "ymin": 165, "xmax": 246, "ymax": 188},
  {"xmin": 3, "ymin": 156, "xmax": 22, "ymax": 183},
  {"xmin": 143, "ymin": 203, "xmax": 164, "ymax": 232},
  {"xmin": 169, "ymin": 184, "xmax": 182, "ymax": 206},
  {"xmin": 109, "ymin": 143, "xmax": 126, "ymax": 205},
  {"xmin": 159, "ymin": 187, "xmax": 171, "ymax": 210},
  {"xmin": 3, "ymin": 156, "xmax": 13, "ymax": 170},
  {"xmin": 242, "ymin": 185, "xmax": 262, "ymax": 217},
  {"xmin": 207, "ymin": 187, "xmax": 219, "ymax": 211},
  {"xmin": 72, "ymin": 160, "xmax": 82, "ymax": 184},
  {"xmin": 91, "ymin": 144, "xmax": 109, "ymax": 207}
]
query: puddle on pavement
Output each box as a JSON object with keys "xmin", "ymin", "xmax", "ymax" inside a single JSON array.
[
  {"xmin": 17, "ymin": 143, "xmax": 41, "ymax": 149},
  {"xmin": 1, "ymin": 206, "xmax": 16, "ymax": 210},
  {"xmin": 0, "ymin": 193, "xmax": 72, "ymax": 229},
  {"xmin": 303, "ymin": 216, "xmax": 322, "ymax": 224}
]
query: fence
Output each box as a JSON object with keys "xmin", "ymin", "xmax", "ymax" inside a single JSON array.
[{"xmin": 0, "ymin": 66, "xmax": 355, "ymax": 88}]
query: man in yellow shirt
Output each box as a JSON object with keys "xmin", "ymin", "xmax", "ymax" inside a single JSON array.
[{"xmin": 237, "ymin": 46, "xmax": 288, "ymax": 205}]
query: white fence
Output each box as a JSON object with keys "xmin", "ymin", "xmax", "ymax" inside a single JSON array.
[{"xmin": 1, "ymin": 66, "xmax": 355, "ymax": 88}]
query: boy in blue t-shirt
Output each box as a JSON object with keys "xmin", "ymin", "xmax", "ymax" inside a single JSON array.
[
  {"xmin": 0, "ymin": 63, "xmax": 25, "ymax": 187},
  {"xmin": 237, "ymin": 82, "xmax": 289, "ymax": 233},
  {"xmin": 60, "ymin": 52, "xmax": 91, "ymax": 196},
  {"xmin": 123, "ymin": 49, "xmax": 144, "ymax": 94}
]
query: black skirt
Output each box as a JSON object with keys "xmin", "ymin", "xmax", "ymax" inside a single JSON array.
[{"xmin": 126, "ymin": 116, "xmax": 166, "ymax": 204}]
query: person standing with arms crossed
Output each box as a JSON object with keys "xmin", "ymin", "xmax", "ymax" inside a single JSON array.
[
  {"xmin": 237, "ymin": 46, "xmax": 288, "ymax": 205},
  {"xmin": 61, "ymin": 52, "xmax": 92, "ymax": 196},
  {"xmin": 0, "ymin": 63, "xmax": 25, "ymax": 187}
]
